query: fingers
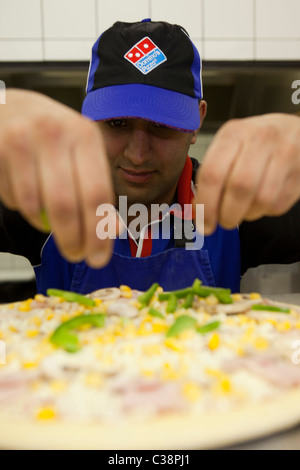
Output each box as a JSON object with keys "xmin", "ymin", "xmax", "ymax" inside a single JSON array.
[
  {"xmin": 196, "ymin": 114, "xmax": 300, "ymax": 234},
  {"xmin": 0, "ymin": 91, "xmax": 116, "ymax": 268},
  {"xmin": 195, "ymin": 120, "xmax": 244, "ymax": 234},
  {"xmin": 34, "ymin": 116, "xmax": 83, "ymax": 261},
  {"xmin": 34, "ymin": 116, "xmax": 115, "ymax": 266},
  {"xmin": 72, "ymin": 121, "xmax": 115, "ymax": 267}
]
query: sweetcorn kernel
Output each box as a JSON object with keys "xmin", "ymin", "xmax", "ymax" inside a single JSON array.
[
  {"xmin": 9, "ymin": 325, "xmax": 18, "ymax": 333},
  {"xmin": 26, "ymin": 329, "xmax": 39, "ymax": 338},
  {"xmin": 220, "ymin": 379, "xmax": 231, "ymax": 393},
  {"xmin": 18, "ymin": 299, "xmax": 33, "ymax": 312},
  {"xmin": 231, "ymin": 294, "xmax": 242, "ymax": 301},
  {"xmin": 249, "ymin": 293, "xmax": 262, "ymax": 300},
  {"xmin": 164, "ymin": 338, "xmax": 185, "ymax": 353},
  {"xmin": 276, "ymin": 321, "xmax": 291, "ymax": 332},
  {"xmin": 22, "ymin": 361, "xmax": 38, "ymax": 369},
  {"xmin": 182, "ymin": 382, "xmax": 202, "ymax": 402},
  {"xmin": 121, "ymin": 291, "xmax": 132, "ymax": 298},
  {"xmin": 34, "ymin": 294, "xmax": 46, "ymax": 302},
  {"xmin": 31, "ymin": 316, "xmax": 42, "ymax": 327},
  {"xmin": 120, "ymin": 285, "xmax": 131, "ymax": 292},
  {"xmin": 50, "ymin": 380, "xmax": 67, "ymax": 393},
  {"xmin": 140, "ymin": 369, "xmax": 154, "ymax": 378},
  {"xmin": 205, "ymin": 295, "xmax": 218, "ymax": 305},
  {"xmin": 254, "ymin": 337, "xmax": 269, "ymax": 350},
  {"xmin": 36, "ymin": 407, "xmax": 56, "ymax": 420},
  {"xmin": 151, "ymin": 323, "xmax": 168, "ymax": 334},
  {"xmin": 60, "ymin": 313, "xmax": 70, "ymax": 322},
  {"xmin": 208, "ymin": 333, "xmax": 220, "ymax": 350}
]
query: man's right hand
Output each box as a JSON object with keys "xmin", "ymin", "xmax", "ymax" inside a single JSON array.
[{"xmin": 0, "ymin": 89, "xmax": 116, "ymax": 267}]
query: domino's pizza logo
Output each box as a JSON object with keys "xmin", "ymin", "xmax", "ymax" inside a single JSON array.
[{"xmin": 124, "ymin": 37, "xmax": 167, "ymax": 75}]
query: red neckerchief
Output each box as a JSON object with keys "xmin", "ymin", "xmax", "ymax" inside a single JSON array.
[{"xmin": 129, "ymin": 156, "xmax": 194, "ymax": 257}]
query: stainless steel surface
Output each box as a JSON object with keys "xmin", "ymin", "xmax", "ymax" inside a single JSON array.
[{"xmin": 226, "ymin": 293, "xmax": 300, "ymax": 450}]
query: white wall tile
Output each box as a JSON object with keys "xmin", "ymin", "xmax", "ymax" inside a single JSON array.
[
  {"xmin": 256, "ymin": 40, "xmax": 300, "ymax": 60},
  {"xmin": 0, "ymin": 40, "xmax": 43, "ymax": 61},
  {"xmin": 43, "ymin": 0, "xmax": 97, "ymax": 39},
  {"xmin": 97, "ymin": 0, "xmax": 150, "ymax": 34},
  {"xmin": 204, "ymin": 0, "xmax": 254, "ymax": 39},
  {"xmin": 192, "ymin": 39, "xmax": 204, "ymax": 59},
  {"xmin": 44, "ymin": 39, "xmax": 94, "ymax": 60},
  {"xmin": 151, "ymin": 0, "xmax": 203, "ymax": 38},
  {"xmin": 256, "ymin": 0, "xmax": 300, "ymax": 39},
  {"xmin": 0, "ymin": 0, "xmax": 42, "ymax": 39},
  {"xmin": 204, "ymin": 40, "xmax": 254, "ymax": 60}
]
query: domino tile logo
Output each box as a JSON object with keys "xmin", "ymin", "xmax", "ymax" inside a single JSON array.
[{"xmin": 124, "ymin": 37, "xmax": 167, "ymax": 75}]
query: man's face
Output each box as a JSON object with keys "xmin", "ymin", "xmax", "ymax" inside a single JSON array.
[{"xmin": 97, "ymin": 119, "xmax": 197, "ymax": 208}]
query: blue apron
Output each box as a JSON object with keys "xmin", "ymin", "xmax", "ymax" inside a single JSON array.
[{"xmin": 34, "ymin": 224, "xmax": 241, "ymax": 295}]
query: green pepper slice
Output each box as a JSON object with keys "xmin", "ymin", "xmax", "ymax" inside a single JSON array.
[
  {"xmin": 166, "ymin": 294, "xmax": 178, "ymax": 313},
  {"xmin": 50, "ymin": 313, "xmax": 105, "ymax": 353},
  {"xmin": 47, "ymin": 288, "xmax": 96, "ymax": 307},
  {"xmin": 148, "ymin": 307, "xmax": 165, "ymax": 319},
  {"xmin": 182, "ymin": 293, "xmax": 194, "ymax": 309},
  {"xmin": 192, "ymin": 279, "xmax": 233, "ymax": 304},
  {"xmin": 138, "ymin": 283, "xmax": 159, "ymax": 307},
  {"xmin": 251, "ymin": 304, "xmax": 290, "ymax": 314},
  {"xmin": 196, "ymin": 321, "xmax": 221, "ymax": 335},
  {"xmin": 166, "ymin": 315, "xmax": 197, "ymax": 337}
]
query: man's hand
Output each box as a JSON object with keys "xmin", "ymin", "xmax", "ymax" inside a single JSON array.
[
  {"xmin": 196, "ymin": 113, "xmax": 300, "ymax": 234},
  {"xmin": 0, "ymin": 89, "xmax": 116, "ymax": 267}
]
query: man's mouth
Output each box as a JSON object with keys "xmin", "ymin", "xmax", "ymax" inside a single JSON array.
[{"xmin": 120, "ymin": 168, "xmax": 157, "ymax": 183}]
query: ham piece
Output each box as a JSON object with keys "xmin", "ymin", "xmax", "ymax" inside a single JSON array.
[{"xmin": 223, "ymin": 355, "xmax": 300, "ymax": 388}]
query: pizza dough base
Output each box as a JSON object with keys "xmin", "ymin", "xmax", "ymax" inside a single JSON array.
[{"xmin": 0, "ymin": 388, "xmax": 300, "ymax": 449}]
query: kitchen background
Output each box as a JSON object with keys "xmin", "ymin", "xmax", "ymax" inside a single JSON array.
[{"xmin": 0, "ymin": 0, "xmax": 300, "ymax": 299}]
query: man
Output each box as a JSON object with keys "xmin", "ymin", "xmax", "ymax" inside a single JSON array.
[{"xmin": 0, "ymin": 19, "xmax": 300, "ymax": 296}]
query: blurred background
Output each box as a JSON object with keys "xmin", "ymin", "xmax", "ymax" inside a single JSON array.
[{"xmin": 0, "ymin": 0, "xmax": 300, "ymax": 299}]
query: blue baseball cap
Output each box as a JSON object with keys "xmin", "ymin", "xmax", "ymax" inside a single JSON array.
[{"xmin": 82, "ymin": 20, "xmax": 203, "ymax": 132}]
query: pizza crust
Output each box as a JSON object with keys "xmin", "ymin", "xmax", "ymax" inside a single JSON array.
[
  {"xmin": 1, "ymin": 388, "xmax": 300, "ymax": 449},
  {"xmin": 1, "ymin": 289, "xmax": 300, "ymax": 449}
]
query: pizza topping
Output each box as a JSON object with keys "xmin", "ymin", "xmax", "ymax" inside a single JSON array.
[
  {"xmin": 138, "ymin": 282, "xmax": 159, "ymax": 307},
  {"xmin": 50, "ymin": 313, "xmax": 106, "ymax": 353},
  {"xmin": 148, "ymin": 307, "xmax": 164, "ymax": 319},
  {"xmin": 47, "ymin": 289, "xmax": 96, "ymax": 307},
  {"xmin": 251, "ymin": 304, "xmax": 290, "ymax": 314},
  {"xmin": 166, "ymin": 315, "xmax": 197, "ymax": 337},
  {"xmin": 2, "ymin": 281, "xmax": 300, "ymax": 427},
  {"xmin": 223, "ymin": 355, "xmax": 300, "ymax": 389},
  {"xmin": 106, "ymin": 301, "xmax": 139, "ymax": 318},
  {"xmin": 197, "ymin": 321, "xmax": 221, "ymax": 335},
  {"xmin": 88, "ymin": 287, "xmax": 121, "ymax": 300}
]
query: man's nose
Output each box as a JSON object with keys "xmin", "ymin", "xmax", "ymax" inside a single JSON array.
[{"xmin": 124, "ymin": 126, "xmax": 152, "ymax": 164}]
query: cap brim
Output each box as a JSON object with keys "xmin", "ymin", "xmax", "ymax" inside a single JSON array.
[{"xmin": 81, "ymin": 84, "xmax": 200, "ymax": 132}]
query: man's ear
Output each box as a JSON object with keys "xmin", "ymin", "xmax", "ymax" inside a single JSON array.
[{"xmin": 191, "ymin": 100, "xmax": 207, "ymax": 144}]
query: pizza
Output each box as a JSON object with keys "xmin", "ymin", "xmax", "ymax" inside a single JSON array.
[{"xmin": 1, "ymin": 279, "xmax": 300, "ymax": 450}]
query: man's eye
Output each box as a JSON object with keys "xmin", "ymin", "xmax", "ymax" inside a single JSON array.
[{"xmin": 106, "ymin": 120, "xmax": 126, "ymax": 128}]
